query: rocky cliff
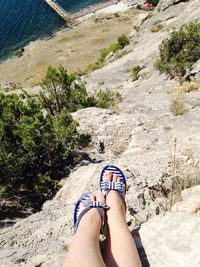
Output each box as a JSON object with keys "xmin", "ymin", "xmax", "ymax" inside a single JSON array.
[{"xmin": 1, "ymin": 0, "xmax": 200, "ymax": 266}]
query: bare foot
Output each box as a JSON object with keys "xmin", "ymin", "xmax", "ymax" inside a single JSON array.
[
  {"xmin": 78, "ymin": 192, "xmax": 106, "ymax": 232},
  {"xmin": 103, "ymin": 172, "xmax": 126, "ymax": 222}
]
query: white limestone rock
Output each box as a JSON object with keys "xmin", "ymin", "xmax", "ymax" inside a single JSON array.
[
  {"xmin": 172, "ymin": 185, "xmax": 200, "ymax": 214},
  {"xmin": 185, "ymin": 59, "xmax": 200, "ymax": 81},
  {"xmin": 157, "ymin": 0, "xmax": 189, "ymax": 11},
  {"xmin": 136, "ymin": 211, "xmax": 200, "ymax": 267}
]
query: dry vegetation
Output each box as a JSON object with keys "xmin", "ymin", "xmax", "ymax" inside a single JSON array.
[
  {"xmin": 168, "ymin": 81, "xmax": 200, "ymax": 116},
  {"xmin": 169, "ymin": 140, "xmax": 200, "ymax": 208},
  {"xmin": 172, "ymin": 81, "xmax": 200, "ymax": 95},
  {"xmin": 149, "ymin": 138, "xmax": 200, "ymax": 212},
  {"xmin": 150, "ymin": 22, "xmax": 164, "ymax": 32},
  {"xmin": 170, "ymin": 96, "xmax": 185, "ymax": 116}
]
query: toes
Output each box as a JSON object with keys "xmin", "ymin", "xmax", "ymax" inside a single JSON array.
[
  {"xmin": 113, "ymin": 174, "xmax": 118, "ymax": 182},
  {"xmin": 104, "ymin": 172, "xmax": 120, "ymax": 182},
  {"xmin": 90, "ymin": 194, "xmax": 96, "ymax": 201},
  {"xmin": 104, "ymin": 171, "xmax": 112, "ymax": 181},
  {"xmin": 97, "ymin": 191, "xmax": 105, "ymax": 203}
]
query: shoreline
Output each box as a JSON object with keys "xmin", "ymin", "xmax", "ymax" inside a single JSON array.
[
  {"xmin": 70, "ymin": 0, "xmax": 120, "ymax": 20},
  {"xmin": 70, "ymin": 0, "xmax": 115, "ymax": 20},
  {"xmin": 0, "ymin": 1, "xmax": 129, "ymax": 65},
  {"xmin": 76, "ymin": 1, "xmax": 130, "ymax": 20},
  {"xmin": 0, "ymin": 1, "xmax": 135, "ymax": 87},
  {"xmin": 0, "ymin": 1, "xmax": 130, "ymax": 65}
]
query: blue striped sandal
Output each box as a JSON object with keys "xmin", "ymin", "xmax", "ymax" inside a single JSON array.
[
  {"xmin": 74, "ymin": 192, "xmax": 109, "ymax": 234},
  {"xmin": 100, "ymin": 165, "xmax": 127, "ymax": 209}
]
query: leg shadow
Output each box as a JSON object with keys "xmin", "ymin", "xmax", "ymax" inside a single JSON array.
[{"xmin": 131, "ymin": 227, "xmax": 151, "ymax": 267}]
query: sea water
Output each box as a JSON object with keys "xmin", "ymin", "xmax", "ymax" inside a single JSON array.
[{"xmin": 0, "ymin": 0, "xmax": 102, "ymax": 62}]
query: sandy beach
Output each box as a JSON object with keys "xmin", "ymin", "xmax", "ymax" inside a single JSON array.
[{"xmin": 0, "ymin": 1, "xmax": 136, "ymax": 87}]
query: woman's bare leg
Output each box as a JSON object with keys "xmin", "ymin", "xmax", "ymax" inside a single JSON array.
[
  {"xmin": 102, "ymin": 173, "xmax": 142, "ymax": 267},
  {"xmin": 64, "ymin": 193, "xmax": 106, "ymax": 267}
]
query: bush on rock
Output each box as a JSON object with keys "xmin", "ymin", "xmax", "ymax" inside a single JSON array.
[
  {"xmin": 0, "ymin": 93, "xmax": 79, "ymax": 201},
  {"xmin": 155, "ymin": 22, "xmax": 200, "ymax": 78},
  {"xmin": 40, "ymin": 65, "xmax": 96, "ymax": 114}
]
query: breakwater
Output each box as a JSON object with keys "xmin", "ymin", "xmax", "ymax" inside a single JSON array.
[
  {"xmin": 44, "ymin": 0, "xmax": 70, "ymax": 22},
  {"xmin": 44, "ymin": 0, "xmax": 116, "ymax": 21}
]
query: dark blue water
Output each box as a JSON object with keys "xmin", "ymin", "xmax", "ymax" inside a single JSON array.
[{"xmin": 0, "ymin": 0, "xmax": 101, "ymax": 62}]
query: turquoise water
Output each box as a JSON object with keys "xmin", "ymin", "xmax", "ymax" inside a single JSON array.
[{"xmin": 0, "ymin": 0, "xmax": 102, "ymax": 62}]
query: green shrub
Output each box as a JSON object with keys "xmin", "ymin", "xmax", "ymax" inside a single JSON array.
[
  {"xmin": 0, "ymin": 64, "xmax": 125, "ymax": 212},
  {"xmin": 40, "ymin": 65, "xmax": 96, "ymax": 114},
  {"xmin": 40, "ymin": 65, "xmax": 122, "ymax": 112},
  {"xmin": 148, "ymin": 0, "xmax": 160, "ymax": 5},
  {"xmin": 86, "ymin": 62, "xmax": 102, "ymax": 72},
  {"xmin": 0, "ymin": 66, "xmax": 124, "ymax": 208},
  {"xmin": 79, "ymin": 134, "xmax": 92, "ymax": 148},
  {"xmin": 34, "ymin": 174, "xmax": 58, "ymax": 197},
  {"xmin": 155, "ymin": 22, "xmax": 200, "ymax": 78},
  {"xmin": 85, "ymin": 43, "xmax": 118, "ymax": 73},
  {"xmin": 98, "ymin": 43, "xmax": 119, "ymax": 64},
  {"xmin": 0, "ymin": 93, "xmax": 79, "ymax": 201},
  {"xmin": 117, "ymin": 34, "xmax": 130, "ymax": 49},
  {"xmin": 85, "ymin": 35, "xmax": 130, "ymax": 72},
  {"xmin": 132, "ymin": 66, "xmax": 144, "ymax": 81},
  {"xmin": 96, "ymin": 90, "xmax": 122, "ymax": 109}
]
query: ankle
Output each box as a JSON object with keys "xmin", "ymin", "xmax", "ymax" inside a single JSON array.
[
  {"xmin": 107, "ymin": 209, "xmax": 126, "ymax": 222},
  {"xmin": 106, "ymin": 215, "xmax": 127, "ymax": 233},
  {"xmin": 106, "ymin": 191, "xmax": 126, "ymax": 212}
]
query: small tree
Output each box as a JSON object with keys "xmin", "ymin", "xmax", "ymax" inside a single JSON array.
[
  {"xmin": 0, "ymin": 93, "xmax": 79, "ymax": 200},
  {"xmin": 148, "ymin": 0, "xmax": 159, "ymax": 6},
  {"xmin": 155, "ymin": 22, "xmax": 200, "ymax": 78},
  {"xmin": 40, "ymin": 65, "xmax": 96, "ymax": 115}
]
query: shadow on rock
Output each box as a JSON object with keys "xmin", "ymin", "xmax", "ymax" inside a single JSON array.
[{"xmin": 132, "ymin": 227, "xmax": 150, "ymax": 267}]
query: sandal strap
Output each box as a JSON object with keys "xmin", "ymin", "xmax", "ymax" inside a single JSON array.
[
  {"xmin": 74, "ymin": 193, "xmax": 109, "ymax": 234},
  {"xmin": 100, "ymin": 181, "xmax": 125, "ymax": 192},
  {"xmin": 82, "ymin": 199, "xmax": 109, "ymax": 209}
]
